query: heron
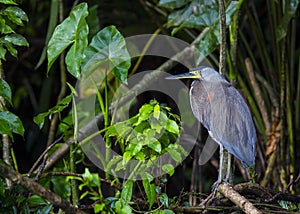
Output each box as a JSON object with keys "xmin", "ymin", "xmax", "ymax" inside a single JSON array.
[{"xmin": 166, "ymin": 66, "xmax": 256, "ymax": 190}]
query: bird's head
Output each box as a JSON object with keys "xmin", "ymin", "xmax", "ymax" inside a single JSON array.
[{"xmin": 166, "ymin": 66, "xmax": 222, "ymax": 82}]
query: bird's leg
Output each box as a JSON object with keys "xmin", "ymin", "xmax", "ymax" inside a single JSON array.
[
  {"xmin": 211, "ymin": 145, "xmax": 224, "ymax": 195},
  {"xmin": 224, "ymin": 151, "xmax": 232, "ymax": 183}
]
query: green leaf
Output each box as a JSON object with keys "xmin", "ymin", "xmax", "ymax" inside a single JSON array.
[
  {"xmin": 33, "ymin": 94, "xmax": 72, "ymax": 129},
  {"xmin": 2, "ymin": 7, "xmax": 28, "ymax": 26},
  {"xmin": 134, "ymin": 104, "xmax": 153, "ymax": 125},
  {"xmin": 162, "ymin": 164, "xmax": 174, "ymax": 176},
  {"xmin": 147, "ymin": 139, "xmax": 161, "ymax": 153},
  {"xmin": 27, "ymin": 195, "xmax": 47, "ymax": 206},
  {"xmin": 82, "ymin": 168, "xmax": 93, "ymax": 183},
  {"xmin": 38, "ymin": 204, "xmax": 53, "ymax": 214},
  {"xmin": 0, "ymin": 17, "xmax": 15, "ymax": 34},
  {"xmin": 276, "ymin": 0, "xmax": 299, "ymax": 41},
  {"xmin": 153, "ymin": 103, "xmax": 160, "ymax": 119},
  {"xmin": 0, "ymin": 0, "xmax": 17, "ymax": 5},
  {"xmin": 167, "ymin": 145, "xmax": 182, "ymax": 163},
  {"xmin": 3, "ymin": 41, "xmax": 17, "ymax": 57},
  {"xmin": 47, "ymin": 2, "xmax": 89, "ymax": 78},
  {"xmin": 0, "ymin": 111, "xmax": 24, "ymax": 139},
  {"xmin": 126, "ymin": 141, "xmax": 142, "ymax": 156},
  {"xmin": 121, "ymin": 180, "xmax": 133, "ymax": 203},
  {"xmin": 142, "ymin": 179, "xmax": 156, "ymax": 209},
  {"xmin": 0, "ymin": 34, "xmax": 29, "ymax": 59},
  {"xmin": 0, "ymin": 45, "xmax": 6, "ymax": 59},
  {"xmin": 123, "ymin": 151, "xmax": 132, "ymax": 165},
  {"xmin": 196, "ymin": 29, "xmax": 218, "ymax": 65},
  {"xmin": 159, "ymin": 193, "xmax": 169, "ymax": 208},
  {"xmin": 94, "ymin": 203, "xmax": 105, "ymax": 213},
  {"xmin": 0, "ymin": 78, "xmax": 12, "ymax": 105},
  {"xmin": 115, "ymin": 200, "xmax": 132, "ymax": 214},
  {"xmin": 159, "ymin": 0, "xmax": 191, "ymax": 9},
  {"xmin": 81, "ymin": 25, "xmax": 131, "ymax": 83},
  {"xmin": 166, "ymin": 119, "xmax": 179, "ymax": 134},
  {"xmin": 180, "ymin": 9, "xmax": 219, "ymax": 29},
  {"xmin": 86, "ymin": 5, "xmax": 99, "ymax": 42},
  {"xmin": 1, "ymin": 34, "xmax": 29, "ymax": 47}
]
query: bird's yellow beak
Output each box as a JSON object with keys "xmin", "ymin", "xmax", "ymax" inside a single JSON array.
[{"xmin": 165, "ymin": 70, "xmax": 202, "ymax": 80}]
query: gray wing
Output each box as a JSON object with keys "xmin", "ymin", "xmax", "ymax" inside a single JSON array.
[{"xmin": 190, "ymin": 79, "xmax": 256, "ymax": 167}]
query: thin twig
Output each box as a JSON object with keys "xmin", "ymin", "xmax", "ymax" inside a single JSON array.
[
  {"xmin": 28, "ymin": 135, "xmax": 64, "ymax": 176},
  {"xmin": 265, "ymin": 172, "xmax": 300, "ymax": 202}
]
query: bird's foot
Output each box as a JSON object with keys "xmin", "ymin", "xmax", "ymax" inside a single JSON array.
[
  {"xmin": 211, "ymin": 179, "xmax": 231, "ymax": 197},
  {"xmin": 211, "ymin": 180, "xmax": 220, "ymax": 197}
]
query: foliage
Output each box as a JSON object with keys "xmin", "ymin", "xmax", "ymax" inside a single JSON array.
[
  {"xmin": 106, "ymin": 99, "xmax": 181, "ymax": 168},
  {"xmin": 159, "ymin": 0, "xmax": 239, "ymax": 64},
  {"xmin": 0, "ymin": 0, "xmax": 299, "ymax": 213},
  {"xmin": 0, "ymin": 0, "xmax": 29, "ymax": 60},
  {"xmin": 0, "ymin": 178, "xmax": 52, "ymax": 213},
  {"xmin": 0, "ymin": 0, "xmax": 26, "ymax": 140}
]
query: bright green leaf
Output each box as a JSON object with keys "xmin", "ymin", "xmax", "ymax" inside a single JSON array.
[
  {"xmin": 147, "ymin": 139, "xmax": 161, "ymax": 153},
  {"xmin": 153, "ymin": 104, "xmax": 160, "ymax": 119},
  {"xmin": 0, "ymin": 17, "xmax": 15, "ymax": 34},
  {"xmin": 94, "ymin": 203, "xmax": 105, "ymax": 213},
  {"xmin": 134, "ymin": 104, "xmax": 153, "ymax": 125},
  {"xmin": 47, "ymin": 2, "xmax": 88, "ymax": 78},
  {"xmin": 150, "ymin": 120, "xmax": 163, "ymax": 134},
  {"xmin": 123, "ymin": 151, "xmax": 132, "ymax": 165},
  {"xmin": 0, "ymin": 0, "xmax": 17, "ymax": 5},
  {"xmin": 126, "ymin": 141, "xmax": 142, "ymax": 156},
  {"xmin": 121, "ymin": 180, "xmax": 133, "ymax": 203},
  {"xmin": 162, "ymin": 164, "xmax": 174, "ymax": 176},
  {"xmin": 0, "ymin": 111, "xmax": 24, "ymax": 139},
  {"xmin": 0, "ymin": 78, "xmax": 12, "ymax": 105},
  {"xmin": 3, "ymin": 7, "xmax": 28, "ymax": 26},
  {"xmin": 167, "ymin": 146, "xmax": 182, "ymax": 163},
  {"xmin": 81, "ymin": 25, "xmax": 131, "ymax": 83},
  {"xmin": 33, "ymin": 95, "xmax": 72, "ymax": 129},
  {"xmin": 2, "ymin": 34, "xmax": 29, "ymax": 47},
  {"xmin": 82, "ymin": 168, "xmax": 93, "ymax": 183},
  {"xmin": 166, "ymin": 119, "xmax": 179, "ymax": 134},
  {"xmin": 142, "ymin": 179, "xmax": 156, "ymax": 209},
  {"xmin": 115, "ymin": 200, "xmax": 132, "ymax": 214}
]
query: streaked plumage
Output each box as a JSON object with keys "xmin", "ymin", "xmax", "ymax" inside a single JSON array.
[{"xmin": 167, "ymin": 66, "xmax": 256, "ymax": 168}]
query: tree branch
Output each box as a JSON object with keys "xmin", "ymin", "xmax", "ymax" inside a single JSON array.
[
  {"xmin": 217, "ymin": 182, "xmax": 262, "ymax": 214},
  {"xmin": 0, "ymin": 163, "xmax": 85, "ymax": 214}
]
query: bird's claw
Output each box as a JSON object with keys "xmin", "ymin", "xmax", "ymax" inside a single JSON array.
[{"xmin": 211, "ymin": 179, "xmax": 231, "ymax": 197}]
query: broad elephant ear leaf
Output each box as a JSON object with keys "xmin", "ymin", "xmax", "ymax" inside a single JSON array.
[
  {"xmin": 81, "ymin": 25, "xmax": 131, "ymax": 84},
  {"xmin": 47, "ymin": 2, "xmax": 89, "ymax": 78}
]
